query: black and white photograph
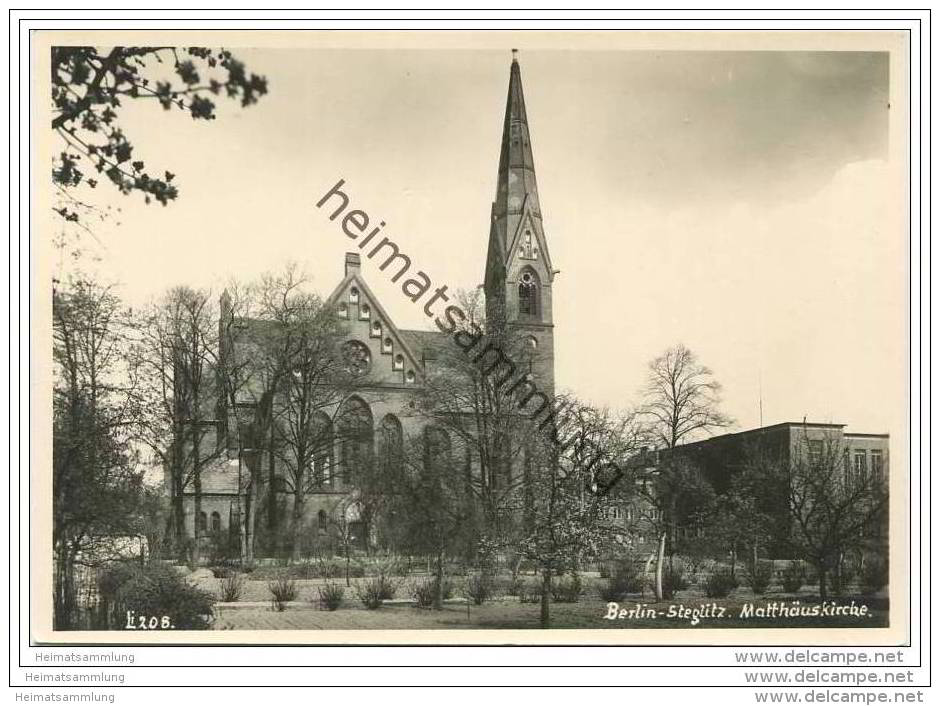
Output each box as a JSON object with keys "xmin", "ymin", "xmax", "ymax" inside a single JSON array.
[{"xmin": 32, "ymin": 29, "xmax": 910, "ymax": 645}]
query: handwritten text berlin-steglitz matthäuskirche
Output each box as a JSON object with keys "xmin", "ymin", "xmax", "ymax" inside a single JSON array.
[{"xmin": 604, "ymin": 601, "xmax": 871, "ymax": 626}]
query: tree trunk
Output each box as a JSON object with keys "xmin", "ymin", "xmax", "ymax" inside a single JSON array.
[
  {"xmin": 539, "ymin": 567, "xmax": 552, "ymax": 628},
  {"xmin": 818, "ymin": 566, "xmax": 828, "ymax": 602},
  {"xmin": 654, "ymin": 532, "xmax": 666, "ymax": 602},
  {"xmin": 433, "ymin": 548, "xmax": 445, "ymax": 611},
  {"xmin": 729, "ymin": 544, "xmax": 737, "ymax": 579},
  {"xmin": 172, "ymin": 472, "xmax": 186, "ymax": 560},
  {"xmin": 290, "ymin": 489, "xmax": 305, "ymax": 563},
  {"xmin": 192, "ymin": 472, "xmax": 202, "ymax": 567},
  {"xmin": 54, "ymin": 542, "xmax": 74, "ymax": 630}
]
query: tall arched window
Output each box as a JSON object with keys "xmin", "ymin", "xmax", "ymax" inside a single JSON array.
[
  {"xmin": 197, "ymin": 511, "xmax": 208, "ymax": 535},
  {"xmin": 310, "ymin": 412, "xmax": 334, "ymax": 489},
  {"xmin": 337, "ymin": 396, "xmax": 374, "ymax": 485},
  {"xmin": 423, "ymin": 425, "xmax": 452, "ymax": 479},
  {"xmin": 210, "ymin": 511, "xmax": 221, "ymax": 534},
  {"xmin": 378, "ymin": 414, "xmax": 404, "ymax": 475},
  {"xmin": 518, "ymin": 268, "xmax": 540, "ymax": 318}
]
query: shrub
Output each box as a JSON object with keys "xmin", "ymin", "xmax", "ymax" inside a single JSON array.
[
  {"xmin": 609, "ymin": 560, "xmax": 646, "ymax": 595},
  {"xmin": 659, "ymin": 564, "xmax": 688, "ymax": 600},
  {"xmin": 703, "ymin": 569, "xmax": 739, "ymax": 598},
  {"xmin": 518, "ymin": 578, "xmax": 544, "ymax": 604},
  {"xmin": 98, "ymin": 561, "xmax": 215, "ymax": 630},
  {"xmin": 464, "ymin": 573, "xmax": 492, "ymax": 605},
  {"xmin": 861, "ymin": 558, "xmax": 889, "ymax": 595},
  {"xmin": 551, "ymin": 573, "xmax": 582, "ymax": 603},
  {"xmin": 218, "ymin": 573, "xmax": 245, "ymax": 602},
  {"xmin": 413, "ymin": 577, "xmax": 454, "ymax": 608},
  {"xmin": 746, "ymin": 563, "xmax": 773, "ymax": 595},
  {"xmin": 210, "ymin": 565, "xmax": 235, "ymax": 579},
  {"xmin": 598, "ymin": 578, "xmax": 624, "ymax": 603},
  {"xmin": 267, "ymin": 575, "xmax": 298, "ymax": 611},
  {"xmin": 355, "ymin": 576, "xmax": 387, "ymax": 610},
  {"xmin": 317, "ymin": 582, "xmax": 345, "ymax": 611},
  {"xmin": 782, "ymin": 562, "xmax": 805, "ymax": 593},
  {"xmin": 364, "ymin": 556, "xmax": 407, "ymax": 577}
]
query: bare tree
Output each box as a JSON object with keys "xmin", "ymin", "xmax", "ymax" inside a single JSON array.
[
  {"xmin": 643, "ymin": 343, "xmax": 732, "ymax": 450},
  {"xmin": 412, "ymin": 289, "xmax": 536, "ymax": 541},
  {"xmin": 640, "ymin": 343, "xmax": 732, "ymax": 598},
  {"xmin": 373, "ymin": 429, "xmax": 477, "ymax": 610},
  {"xmin": 243, "ymin": 265, "xmax": 365, "ymax": 562},
  {"xmin": 135, "ymin": 286, "xmax": 222, "ymax": 564},
  {"xmin": 763, "ymin": 429, "xmax": 888, "ymax": 600},
  {"xmin": 514, "ymin": 398, "xmax": 645, "ymax": 627}
]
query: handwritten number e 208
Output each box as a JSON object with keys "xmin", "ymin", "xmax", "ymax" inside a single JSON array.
[{"xmin": 125, "ymin": 611, "xmax": 175, "ymax": 629}]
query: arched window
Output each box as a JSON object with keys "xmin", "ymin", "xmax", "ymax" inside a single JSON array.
[
  {"xmin": 197, "ymin": 511, "xmax": 208, "ymax": 535},
  {"xmin": 337, "ymin": 396, "xmax": 374, "ymax": 485},
  {"xmin": 423, "ymin": 426, "xmax": 452, "ymax": 479},
  {"xmin": 310, "ymin": 412, "xmax": 334, "ymax": 489},
  {"xmin": 519, "ymin": 229, "xmax": 539, "ymax": 260},
  {"xmin": 317, "ymin": 509, "xmax": 328, "ymax": 530},
  {"xmin": 518, "ymin": 268, "xmax": 540, "ymax": 318},
  {"xmin": 378, "ymin": 414, "xmax": 404, "ymax": 475},
  {"xmin": 210, "ymin": 511, "xmax": 221, "ymax": 534}
]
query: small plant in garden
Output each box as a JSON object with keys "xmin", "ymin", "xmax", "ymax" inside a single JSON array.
[
  {"xmin": 267, "ymin": 575, "xmax": 298, "ymax": 612},
  {"xmin": 463, "ymin": 573, "xmax": 492, "ymax": 605},
  {"xmin": 781, "ymin": 562, "xmax": 805, "ymax": 594},
  {"xmin": 746, "ymin": 563, "xmax": 773, "ymax": 595},
  {"xmin": 375, "ymin": 572, "xmax": 400, "ymax": 600},
  {"xmin": 703, "ymin": 569, "xmax": 739, "ymax": 598},
  {"xmin": 317, "ymin": 582, "xmax": 345, "ymax": 611},
  {"xmin": 413, "ymin": 578, "xmax": 437, "ymax": 608},
  {"xmin": 551, "ymin": 573, "xmax": 582, "ymax": 603},
  {"xmin": 355, "ymin": 576, "xmax": 386, "ymax": 610},
  {"xmin": 218, "ymin": 573, "xmax": 245, "ymax": 602}
]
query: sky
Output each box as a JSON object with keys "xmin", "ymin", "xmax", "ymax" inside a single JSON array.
[{"xmin": 49, "ymin": 42, "xmax": 906, "ymax": 442}]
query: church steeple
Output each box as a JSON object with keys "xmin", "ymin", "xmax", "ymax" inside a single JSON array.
[{"xmin": 484, "ymin": 50, "xmax": 556, "ymax": 393}]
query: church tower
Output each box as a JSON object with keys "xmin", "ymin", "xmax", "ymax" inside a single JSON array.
[{"xmin": 484, "ymin": 50, "xmax": 556, "ymax": 394}]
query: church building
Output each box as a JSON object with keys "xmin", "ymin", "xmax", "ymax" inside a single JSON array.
[{"xmin": 171, "ymin": 51, "xmax": 558, "ymax": 555}]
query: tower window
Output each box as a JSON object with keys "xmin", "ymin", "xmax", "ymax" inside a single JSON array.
[
  {"xmin": 520, "ymin": 230, "xmax": 538, "ymax": 259},
  {"xmin": 518, "ymin": 270, "xmax": 540, "ymax": 318}
]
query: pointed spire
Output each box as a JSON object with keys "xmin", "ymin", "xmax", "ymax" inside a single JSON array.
[
  {"xmin": 494, "ymin": 50, "xmax": 539, "ymax": 224},
  {"xmin": 486, "ymin": 49, "xmax": 548, "ymax": 281}
]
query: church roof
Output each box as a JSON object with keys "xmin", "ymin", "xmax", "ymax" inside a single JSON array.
[{"xmin": 399, "ymin": 329, "xmax": 448, "ymax": 362}]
